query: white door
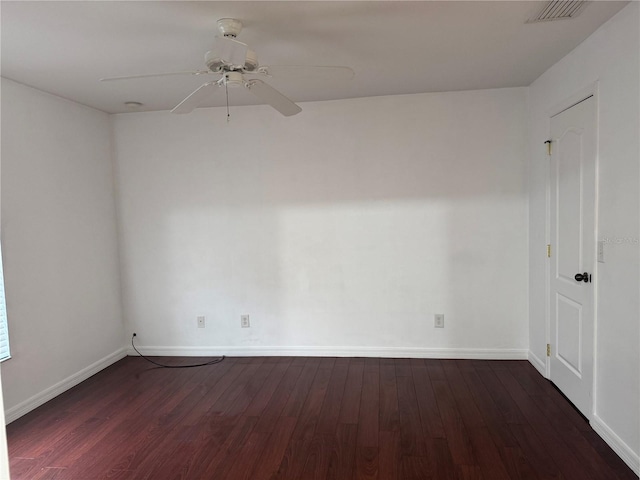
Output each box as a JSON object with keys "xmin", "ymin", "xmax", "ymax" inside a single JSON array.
[{"xmin": 549, "ymin": 96, "xmax": 596, "ymax": 419}]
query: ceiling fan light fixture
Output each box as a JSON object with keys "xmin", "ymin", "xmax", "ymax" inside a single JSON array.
[
  {"xmin": 205, "ymin": 50, "xmax": 224, "ymax": 72},
  {"xmin": 124, "ymin": 101, "xmax": 143, "ymax": 110},
  {"xmin": 205, "ymin": 36, "xmax": 249, "ymax": 71},
  {"xmin": 244, "ymin": 49, "xmax": 259, "ymax": 72}
]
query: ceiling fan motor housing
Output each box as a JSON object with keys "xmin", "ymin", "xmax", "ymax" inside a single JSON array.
[{"xmin": 217, "ymin": 18, "xmax": 243, "ymax": 37}]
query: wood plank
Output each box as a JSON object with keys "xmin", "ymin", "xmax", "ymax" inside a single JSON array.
[
  {"xmin": 293, "ymin": 364, "xmax": 333, "ymax": 436},
  {"xmin": 272, "ymin": 418, "xmax": 317, "ymax": 480},
  {"xmin": 299, "ymin": 434, "xmax": 336, "ymax": 480},
  {"xmin": 456, "ymin": 464, "xmax": 484, "ymax": 480},
  {"xmin": 356, "ymin": 372, "xmax": 379, "ymax": 448},
  {"xmin": 354, "ymin": 361, "xmax": 380, "ymax": 480},
  {"xmin": 508, "ymin": 423, "xmax": 564, "ymax": 480},
  {"xmin": 400, "ymin": 455, "xmax": 432, "ymax": 480},
  {"xmin": 208, "ymin": 358, "xmax": 267, "ymax": 415},
  {"xmin": 29, "ymin": 467, "xmax": 68, "ymax": 480},
  {"xmin": 219, "ymin": 429, "xmax": 270, "ymax": 480},
  {"xmin": 243, "ymin": 357, "xmax": 293, "ymax": 416},
  {"xmin": 459, "ymin": 366, "xmax": 518, "ymax": 448},
  {"xmin": 377, "ymin": 431, "xmax": 400, "ymax": 480},
  {"xmin": 393, "ymin": 358, "xmax": 412, "ymax": 377},
  {"xmin": 396, "ymin": 375, "xmax": 427, "ymax": 456},
  {"xmin": 338, "ymin": 359, "xmax": 364, "ymax": 425},
  {"xmin": 477, "ymin": 365, "xmax": 528, "ymax": 425},
  {"xmin": 363, "ymin": 357, "xmax": 379, "ymax": 374},
  {"xmin": 315, "ymin": 359, "xmax": 349, "ymax": 435},
  {"xmin": 430, "ymin": 379, "xmax": 476, "ymax": 466},
  {"xmin": 441, "ymin": 361, "xmax": 486, "ymax": 429},
  {"xmin": 500, "ymin": 446, "xmax": 541, "ymax": 480},
  {"xmin": 280, "ymin": 361, "xmax": 321, "ymax": 419},
  {"xmin": 378, "ymin": 363, "xmax": 399, "ymax": 433},
  {"xmin": 430, "ymin": 438, "xmax": 457, "ymax": 480},
  {"xmin": 9, "ymin": 456, "xmax": 44, "ymax": 479},
  {"xmin": 253, "ymin": 363, "xmax": 306, "ymax": 433},
  {"xmin": 248, "ymin": 416, "xmax": 299, "ymax": 480},
  {"xmin": 271, "ymin": 364, "xmax": 333, "ymax": 480},
  {"xmin": 410, "ymin": 361, "xmax": 445, "ymax": 439},
  {"xmin": 326, "ymin": 423, "xmax": 358, "ymax": 480},
  {"xmin": 466, "ymin": 427, "xmax": 511, "ymax": 480},
  {"xmin": 353, "ymin": 447, "xmax": 378, "ymax": 480},
  {"xmin": 195, "ymin": 415, "xmax": 259, "ymax": 479},
  {"xmin": 424, "ymin": 359, "xmax": 446, "ymax": 381}
]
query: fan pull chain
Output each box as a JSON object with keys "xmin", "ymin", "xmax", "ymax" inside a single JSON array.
[{"xmin": 225, "ymin": 80, "xmax": 230, "ymax": 122}]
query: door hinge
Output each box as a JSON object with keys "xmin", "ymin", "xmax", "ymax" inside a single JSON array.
[
  {"xmin": 544, "ymin": 140, "xmax": 552, "ymax": 156},
  {"xmin": 546, "ymin": 344, "xmax": 551, "ymax": 357},
  {"xmin": 547, "ymin": 244, "xmax": 551, "ymax": 258}
]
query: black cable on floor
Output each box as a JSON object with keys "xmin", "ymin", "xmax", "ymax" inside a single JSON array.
[{"xmin": 131, "ymin": 333, "xmax": 225, "ymax": 368}]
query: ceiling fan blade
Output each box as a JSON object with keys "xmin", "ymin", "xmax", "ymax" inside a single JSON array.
[
  {"xmin": 171, "ymin": 81, "xmax": 220, "ymax": 114},
  {"xmin": 246, "ymin": 79, "xmax": 301, "ymax": 117},
  {"xmin": 257, "ymin": 65, "xmax": 355, "ymax": 81},
  {"xmin": 100, "ymin": 70, "xmax": 210, "ymax": 82}
]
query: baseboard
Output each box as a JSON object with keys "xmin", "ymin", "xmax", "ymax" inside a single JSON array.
[
  {"xmin": 528, "ymin": 350, "xmax": 547, "ymax": 377},
  {"xmin": 5, "ymin": 348, "xmax": 127, "ymax": 424},
  {"xmin": 127, "ymin": 345, "xmax": 529, "ymax": 360},
  {"xmin": 591, "ymin": 414, "xmax": 640, "ymax": 476}
]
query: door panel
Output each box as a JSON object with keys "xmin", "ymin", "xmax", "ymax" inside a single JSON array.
[
  {"xmin": 557, "ymin": 130, "xmax": 583, "ymax": 281},
  {"xmin": 549, "ymin": 96, "xmax": 596, "ymax": 419},
  {"xmin": 556, "ymin": 293, "xmax": 582, "ymax": 376}
]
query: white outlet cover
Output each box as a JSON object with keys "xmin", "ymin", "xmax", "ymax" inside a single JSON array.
[
  {"xmin": 241, "ymin": 315, "xmax": 250, "ymax": 328},
  {"xmin": 197, "ymin": 315, "xmax": 205, "ymax": 328},
  {"xmin": 434, "ymin": 314, "xmax": 445, "ymax": 328}
]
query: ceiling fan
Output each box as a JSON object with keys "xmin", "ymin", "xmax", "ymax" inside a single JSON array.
[{"xmin": 100, "ymin": 18, "xmax": 355, "ymax": 117}]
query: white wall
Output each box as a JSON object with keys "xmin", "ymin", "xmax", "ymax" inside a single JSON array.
[
  {"xmin": 528, "ymin": 2, "xmax": 639, "ymax": 472},
  {"xmin": 112, "ymin": 87, "xmax": 529, "ymax": 358},
  {"xmin": 0, "ymin": 79, "xmax": 126, "ymax": 421}
]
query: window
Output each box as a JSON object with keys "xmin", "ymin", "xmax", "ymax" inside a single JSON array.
[{"xmin": 0, "ymin": 244, "xmax": 10, "ymax": 362}]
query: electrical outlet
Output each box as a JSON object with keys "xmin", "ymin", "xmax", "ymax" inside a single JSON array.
[
  {"xmin": 434, "ymin": 314, "xmax": 444, "ymax": 328},
  {"xmin": 241, "ymin": 314, "xmax": 250, "ymax": 328},
  {"xmin": 197, "ymin": 316, "xmax": 205, "ymax": 328}
]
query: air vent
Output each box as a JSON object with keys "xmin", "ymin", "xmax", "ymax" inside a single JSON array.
[{"xmin": 527, "ymin": 0, "xmax": 588, "ymax": 23}]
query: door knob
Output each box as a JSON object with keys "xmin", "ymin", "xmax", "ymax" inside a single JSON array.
[{"xmin": 574, "ymin": 272, "xmax": 591, "ymax": 283}]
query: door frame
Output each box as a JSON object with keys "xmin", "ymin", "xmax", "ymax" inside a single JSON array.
[{"xmin": 545, "ymin": 81, "xmax": 600, "ymax": 420}]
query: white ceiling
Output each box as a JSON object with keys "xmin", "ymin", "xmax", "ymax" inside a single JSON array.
[{"xmin": 1, "ymin": 1, "xmax": 628, "ymax": 114}]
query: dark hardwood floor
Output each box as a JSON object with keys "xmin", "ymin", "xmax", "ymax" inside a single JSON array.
[{"xmin": 7, "ymin": 356, "xmax": 637, "ymax": 479}]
